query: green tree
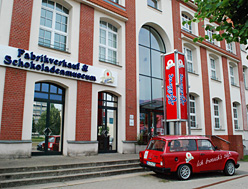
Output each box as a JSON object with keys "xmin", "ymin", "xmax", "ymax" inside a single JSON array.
[
  {"xmin": 183, "ymin": 0, "xmax": 248, "ymax": 47},
  {"xmin": 35, "ymin": 104, "xmax": 61, "ymax": 135}
]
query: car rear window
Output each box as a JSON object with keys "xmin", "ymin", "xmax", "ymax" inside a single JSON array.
[
  {"xmin": 169, "ymin": 139, "xmax": 197, "ymax": 152},
  {"xmin": 147, "ymin": 140, "xmax": 166, "ymax": 151}
]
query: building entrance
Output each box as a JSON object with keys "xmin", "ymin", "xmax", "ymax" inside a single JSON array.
[
  {"xmin": 97, "ymin": 92, "xmax": 117, "ymax": 153},
  {"xmin": 32, "ymin": 82, "xmax": 65, "ymax": 155}
]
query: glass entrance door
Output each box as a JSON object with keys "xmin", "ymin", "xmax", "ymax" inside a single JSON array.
[
  {"xmin": 32, "ymin": 83, "xmax": 64, "ymax": 155},
  {"xmin": 97, "ymin": 92, "xmax": 117, "ymax": 153}
]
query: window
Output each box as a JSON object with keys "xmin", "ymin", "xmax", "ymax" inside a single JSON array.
[
  {"xmin": 189, "ymin": 95, "xmax": 196, "ymax": 128},
  {"xmin": 110, "ymin": 0, "xmax": 119, "ymax": 3},
  {"xmin": 243, "ymin": 67, "xmax": 248, "ymax": 89},
  {"xmin": 169, "ymin": 140, "xmax": 197, "ymax": 152},
  {"xmin": 197, "ymin": 140, "xmax": 214, "ymax": 151},
  {"xmin": 230, "ymin": 65, "xmax": 235, "ymax": 85},
  {"xmin": 182, "ymin": 14, "xmax": 192, "ymax": 33},
  {"xmin": 99, "ymin": 21, "xmax": 118, "ymax": 65},
  {"xmin": 39, "ymin": 0, "xmax": 69, "ymax": 51},
  {"xmin": 213, "ymin": 99, "xmax": 220, "ymax": 129},
  {"xmin": 206, "ymin": 28, "xmax": 215, "ymax": 44},
  {"xmin": 148, "ymin": 0, "xmax": 158, "ymax": 9},
  {"xmin": 210, "ymin": 58, "xmax": 217, "ymax": 80},
  {"xmin": 147, "ymin": 140, "xmax": 166, "ymax": 151},
  {"xmin": 227, "ymin": 42, "xmax": 233, "ymax": 53},
  {"xmin": 233, "ymin": 103, "xmax": 239, "ymax": 130},
  {"xmin": 185, "ymin": 48, "xmax": 193, "ymax": 73}
]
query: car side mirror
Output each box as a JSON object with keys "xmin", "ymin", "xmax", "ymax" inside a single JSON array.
[{"xmin": 214, "ymin": 146, "xmax": 218, "ymax": 151}]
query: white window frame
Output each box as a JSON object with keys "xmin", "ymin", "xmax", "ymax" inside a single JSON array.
[
  {"xmin": 39, "ymin": 0, "xmax": 69, "ymax": 51},
  {"xmin": 147, "ymin": 0, "xmax": 159, "ymax": 9},
  {"xmin": 184, "ymin": 47, "xmax": 194, "ymax": 73},
  {"xmin": 213, "ymin": 99, "xmax": 220, "ymax": 129},
  {"xmin": 233, "ymin": 103, "xmax": 239, "ymax": 130},
  {"xmin": 182, "ymin": 13, "xmax": 192, "ymax": 33},
  {"xmin": 189, "ymin": 95, "xmax": 196, "ymax": 128},
  {"xmin": 210, "ymin": 58, "xmax": 217, "ymax": 80},
  {"xmin": 243, "ymin": 67, "xmax": 248, "ymax": 89},
  {"xmin": 99, "ymin": 21, "xmax": 118, "ymax": 65},
  {"xmin": 230, "ymin": 65, "xmax": 235, "ymax": 85},
  {"xmin": 206, "ymin": 29, "xmax": 215, "ymax": 44},
  {"xmin": 226, "ymin": 42, "xmax": 233, "ymax": 53}
]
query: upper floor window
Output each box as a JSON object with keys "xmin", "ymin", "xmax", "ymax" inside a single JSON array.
[
  {"xmin": 189, "ymin": 95, "xmax": 196, "ymax": 128},
  {"xmin": 110, "ymin": 0, "xmax": 119, "ymax": 3},
  {"xmin": 210, "ymin": 58, "xmax": 217, "ymax": 80},
  {"xmin": 148, "ymin": 0, "xmax": 159, "ymax": 10},
  {"xmin": 243, "ymin": 67, "xmax": 248, "ymax": 89},
  {"xmin": 206, "ymin": 27, "xmax": 215, "ymax": 44},
  {"xmin": 185, "ymin": 48, "xmax": 193, "ymax": 73},
  {"xmin": 233, "ymin": 103, "xmax": 239, "ymax": 130},
  {"xmin": 213, "ymin": 99, "xmax": 220, "ymax": 129},
  {"xmin": 182, "ymin": 13, "xmax": 192, "ymax": 33},
  {"xmin": 99, "ymin": 21, "xmax": 118, "ymax": 65},
  {"xmin": 226, "ymin": 42, "xmax": 233, "ymax": 53},
  {"xmin": 229, "ymin": 65, "xmax": 235, "ymax": 85},
  {"xmin": 39, "ymin": 0, "xmax": 69, "ymax": 51}
]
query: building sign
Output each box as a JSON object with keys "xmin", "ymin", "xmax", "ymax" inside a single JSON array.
[
  {"xmin": 0, "ymin": 45, "xmax": 117, "ymax": 87},
  {"xmin": 163, "ymin": 51, "xmax": 188, "ymax": 121}
]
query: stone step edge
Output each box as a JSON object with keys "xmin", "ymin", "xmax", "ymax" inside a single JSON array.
[
  {"xmin": 0, "ymin": 167, "xmax": 145, "ymax": 187},
  {"xmin": 0, "ymin": 158, "xmax": 139, "ymax": 173},
  {"xmin": 0, "ymin": 162, "xmax": 140, "ymax": 179}
]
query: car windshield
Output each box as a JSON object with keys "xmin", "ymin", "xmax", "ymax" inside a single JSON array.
[
  {"xmin": 147, "ymin": 140, "xmax": 166, "ymax": 151},
  {"xmin": 48, "ymin": 137, "xmax": 55, "ymax": 142}
]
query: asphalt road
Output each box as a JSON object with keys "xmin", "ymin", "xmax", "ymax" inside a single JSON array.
[{"xmin": 14, "ymin": 161, "xmax": 248, "ymax": 189}]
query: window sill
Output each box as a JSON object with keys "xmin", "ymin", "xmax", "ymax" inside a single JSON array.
[
  {"xmin": 214, "ymin": 128, "xmax": 225, "ymax": 131},
  {"xmin": 188, "ymin": 71, "xmax": 199, "ymax": 76},
  {"xmin": 99, "ymin": 59, "xmax": 122, "ymax": 68},
  {"xmin": 235, "ymin": 129, "xmax": 243, "ymax": 132},
  {"xmin": 211, "ymin": 77, "xmax": 221, "ymax": 83},
  {"xmin": 190, "ymin": 127, "xmax": 202, "ymax": 130},
  {"xmin": 147, "ymin": 5, "xmax": 162, "ymax": 13},
  {"xmin": 38, "ymin": 44, "xmax": 70, "ymax": 54},
  {"xmin": 231, "ymin": 83, "xmax": 240, "ymax": 88}
]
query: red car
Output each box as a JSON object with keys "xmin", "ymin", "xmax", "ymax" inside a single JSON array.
[
  {"xmin": 139, "ymin": 135, "xmax": 239, "ymax": 180},
  {"xmin": 37, "ymin": 135, "xmax": 60, "ymax": 151}
]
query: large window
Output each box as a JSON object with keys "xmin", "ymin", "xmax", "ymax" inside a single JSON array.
[
  {"xmin": 39, "ymin": 0, "xmax": 69, "ymax": 51},
  {"xmin": 213, "ymin": 99, "xmax": 220, "ymax": 129},
  {"xmin": 139, "ymin": 26, "xmax": 165, "ymax": 109},
  {"xmin": 139, "ymin": 25, "xmax": 165, "ymax": 139},
  {"xmin": 99, "ymin": 21, "xmax": 118, "ymax": 65},
  {"xmin": 206, "ymin": 28, "xmax": 215, "ymax": 44}
]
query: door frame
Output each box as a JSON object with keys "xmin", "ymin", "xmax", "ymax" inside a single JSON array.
[{"xmin": 32, "ymin": 82, "xmax": 65, "ymax": 156}]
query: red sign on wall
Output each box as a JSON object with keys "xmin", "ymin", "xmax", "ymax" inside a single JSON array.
[{"xmin": 163, "ymin": 51, "xmax": 188, "ymax": 121}]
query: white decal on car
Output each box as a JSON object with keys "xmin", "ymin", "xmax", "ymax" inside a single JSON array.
[
  {"xmin": 185, "ymin": 152, "xmax": 194, "ymax": 163},
  {"xmin": 144, "ymin": 151, "xmax": 149, "ymax": 159}
]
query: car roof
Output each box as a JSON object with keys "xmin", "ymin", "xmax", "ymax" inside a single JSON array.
[{"xmin": 151, "ymin": 135, "xmax": 209, "ymax": 140}]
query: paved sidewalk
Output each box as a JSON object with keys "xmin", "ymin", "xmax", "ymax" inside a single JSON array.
[{"xmin": 0, "ymin": 153, "xmax": 139, "ymax": 169}]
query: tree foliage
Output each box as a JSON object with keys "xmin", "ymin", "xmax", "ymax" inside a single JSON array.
[
  {"xmin": 183, "ymin": 0, "xmax": 248, "ymax": 47},
  {"xmin": 35, "ymin": 104, "xmax": 61, "ymax": 135}
]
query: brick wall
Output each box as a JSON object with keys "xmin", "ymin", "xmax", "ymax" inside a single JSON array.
[
  {"xmin": 200, "ymin": 47, "xmax": 212, "ymax": 135},
  {"xmin": 76, "ymin": 3, "xmax": 94, "ymax": 141},
  {"xmin": 0, "ymin": 0, "xmax": 33, "ymax": 140},
  {"xmin": 125, "ymin": 0, "xmax": 137, "ymax": 141},
  {"xmin": 210, "ymin": 135, "xmax": 244, "ymax": 160},
  {"xmin": 222, "ymin": 56, "xmax": 234, "ymax": 135}
]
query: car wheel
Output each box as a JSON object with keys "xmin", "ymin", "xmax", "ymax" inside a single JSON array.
[
  {"xmin": 224, "ymin": 160, "xmax": 235, "ymax": 176},
  {"xmin": 177, "ymin": 164, "xmax": 191, "ymax": 180}
]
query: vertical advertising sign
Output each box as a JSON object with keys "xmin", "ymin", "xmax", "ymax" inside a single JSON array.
[
  {"xmin": 163, "ymin": 51, "xmax": 188, "ymax": 121},
  {"xmin": 164, "ymin": 53, "xmax": 177, "ymax": 120},
  {"xmin": 178, "ymin": 53, "xmax": 188, "ymax": 120}
]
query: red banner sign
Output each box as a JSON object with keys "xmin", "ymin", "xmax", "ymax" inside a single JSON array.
[
  {"xmin": 164, "ymin": 53, "xmax": 177, "ymax": 120},
  {"xmin": 178, "ymin": 53, "xmax": 187, "ymax": 120},
  {"xmin": 164, "ymin": 52, "xmax": 188, "ymax": 121}
]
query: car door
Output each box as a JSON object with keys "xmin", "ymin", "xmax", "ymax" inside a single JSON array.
[{"xmin": 197, "ymin": 139, "xmax": 222, "ymax": 171}]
